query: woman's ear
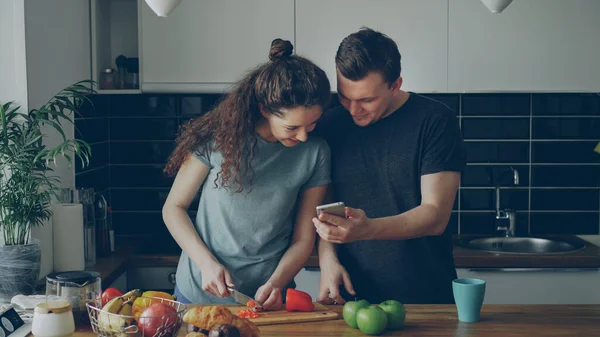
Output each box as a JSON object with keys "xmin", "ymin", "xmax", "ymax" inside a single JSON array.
[{"xmin": 259, "ymin": 105, "xmax": 271, "ymax": 119}]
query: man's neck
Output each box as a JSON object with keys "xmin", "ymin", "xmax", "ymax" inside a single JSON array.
[{"xmin": 381, "ymin": 90, "xmax": 410, "ymax": 119}]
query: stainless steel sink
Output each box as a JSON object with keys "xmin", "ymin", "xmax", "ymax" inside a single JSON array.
[{"xmin": 456, "ymin": 236, "xmax": 586, "ymax": 254}]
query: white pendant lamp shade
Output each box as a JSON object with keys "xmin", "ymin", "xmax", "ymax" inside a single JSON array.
[
  {"xmin": 144, "ymin": 0, "xmax": 183, "ymax": 17},
  {"xmin": 480, "ymin": 0, "xmax": 513, "ymax": 13}
]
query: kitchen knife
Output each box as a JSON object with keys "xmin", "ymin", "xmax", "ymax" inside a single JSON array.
[{"xmin": 227, "ymin": 287, "xmax": 263, "ymax": 310}]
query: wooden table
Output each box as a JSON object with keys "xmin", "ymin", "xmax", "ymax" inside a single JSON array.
[{"xmin": 53, "ymin": 304, "xmax": 600, "ymax": 337}]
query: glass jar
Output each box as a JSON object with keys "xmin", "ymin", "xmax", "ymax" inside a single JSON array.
[{"xmin": 99, "ymin": 68, "xmax": 115, "ymax": 89}]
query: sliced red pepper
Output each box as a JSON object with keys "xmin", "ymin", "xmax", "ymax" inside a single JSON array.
[
  {"xmin": 237, "ymin": 309, "xmax": 260, "ymax": 318},
  {"xmin": 246, "ymin": 299, "xmax": 256, "ymax": 307},
  {"xmin": 286, "ymin": 288, "xmax": 314, "ymax": 312}
]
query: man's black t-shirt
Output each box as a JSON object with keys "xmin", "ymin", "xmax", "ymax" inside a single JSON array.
[{"xmin": 315, "ymin": 93, "xmax": 466, "ymax": 304}]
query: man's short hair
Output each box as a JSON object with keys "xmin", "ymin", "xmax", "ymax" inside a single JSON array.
[{"xmin": 335, "ymin": 27, "xmax": 401, "ymax": 86}]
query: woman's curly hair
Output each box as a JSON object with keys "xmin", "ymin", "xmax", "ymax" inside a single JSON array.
[{"xmin": 164, "ymin": 38, "xmax": 331, "ymax": 193}]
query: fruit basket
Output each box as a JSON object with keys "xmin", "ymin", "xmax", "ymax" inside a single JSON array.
[{"xmin": 86, "ymin": 296, "xmax": 187, "ymax": 337}]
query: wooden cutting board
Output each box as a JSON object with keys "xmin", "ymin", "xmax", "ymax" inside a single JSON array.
[{"xmin": 227, "ymin": 302, "xmax": 339, "ymax": 326}]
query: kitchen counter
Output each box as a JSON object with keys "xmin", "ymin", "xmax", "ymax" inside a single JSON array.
[
  {"xmin": 37, "ymin": 304, "xmax": 600, "ymax": 336},
  {"xmin": 82, "ymin": 235, "xmax": 600, "ymax": 288}
]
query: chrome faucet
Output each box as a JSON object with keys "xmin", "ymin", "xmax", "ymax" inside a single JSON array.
[{"xmin": 495, "ymin": 167, "xmax": 519, "ymax": 237}]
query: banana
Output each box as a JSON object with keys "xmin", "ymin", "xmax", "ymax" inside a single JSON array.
[
  {"xmin": 121, "ymin": 289, "xmax": 142, "ymax": 303},
  {"xmin": 101, "ymin": 296, "xmax": 124, "ymax": 314},
  {"xmin": 117, "ymin": 301, "xmax": 134, "ymax": 325}
]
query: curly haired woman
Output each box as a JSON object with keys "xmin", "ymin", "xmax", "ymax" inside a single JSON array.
[{"xmin": 162, "ymin": 38, "xmax": 331, "ymax": 310}]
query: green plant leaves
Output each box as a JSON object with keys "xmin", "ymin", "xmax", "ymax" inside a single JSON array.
[{"xmin": 0, "ymin": 80, "xmax": 95, "ymax": 245}]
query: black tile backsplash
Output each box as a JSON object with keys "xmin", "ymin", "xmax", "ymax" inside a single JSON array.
[
  {"xmin": 531, "ymin": 189, "xmax": 599, "ymax": 211},
  {"xmin": 532, "ymin": 93, "xmax": 600, "ymax": 116},
  {"xmin": 74, "ymin": 92, "xmax": 600, "ymax": 237},
  {"xmin": 110, "ymin": 95, "xmax": 177, "ymax": 117},
  {"xmin": 111, "ymin": 141, "xmax": 175, "ymax": 165},
  {"xmin": 464, "ymin": 141, "xmax": 530, "ymax": 163},
  {"xmin": 532, "ymin": 118, "xmax": 600, "ymax": 139},
  {"xmin": 462, "ymin": 94, "xmax": 530, "ymax": 116},
  {"xmin": 111, "ymin": 165, "xmax": 174, "ymax": 188},
  {"xmin": 462, "ymin": 118, "xmax": 530, "ymax": 139},
  {"xmin": 531, "ymin": 166, "xmax": 600, "ymax": 187},
  {"xmin": 110, "ymin": 118, "xmax": 179, "ymax": 141},
  {"xmin": 532, "ymin": 141, "xmax": 600, "ymax": 163}
]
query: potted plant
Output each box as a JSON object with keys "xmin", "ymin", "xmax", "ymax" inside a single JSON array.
[{"xmin": 0, "ymin": 81, "xmax": 94, "ymax": 301}]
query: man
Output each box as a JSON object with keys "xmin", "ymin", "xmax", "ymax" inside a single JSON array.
[{"xmin": 313, "ymin": 27, "xmax": 466, "ymax": 304}]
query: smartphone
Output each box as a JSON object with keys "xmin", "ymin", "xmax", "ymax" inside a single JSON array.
[{"xmin": 316, "ymin": 202, "xmax": 346, "ymax": 218}]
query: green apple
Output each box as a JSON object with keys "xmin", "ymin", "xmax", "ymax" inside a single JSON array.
[
  {"xmin": 356, "ymin": 305, "xmax": 388, "ymax": 335},
  {"xmin": 342, "ymin": 299, "xmax": 370, "ymax": 328},
  {"xmin": 378, "ymin": 300, "xmax": 406, "ymax": 330}
]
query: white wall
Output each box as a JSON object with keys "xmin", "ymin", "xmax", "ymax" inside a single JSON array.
[
  {"xmin": 0, "ymin": 0, "xmax": 28, "ymax": 108},
  {"xmin": 24, "ymin": 0, "xmax": 91, "ymax": 278},
  {"xmin": 0, "ymin": 0, "xmax": 28, "ymax": 248}
]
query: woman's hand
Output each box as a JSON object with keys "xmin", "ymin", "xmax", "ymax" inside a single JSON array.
[
  {"xmin": 255, "ymin": 281, "xmax": 283, "ymax": 311},
  {"xmin": 199, "ymin": 260, "xmax": 234, "ymax": 297},
  {"xmin": 317, "ymin": 258, "xmax": 355, "ymax": 305}
]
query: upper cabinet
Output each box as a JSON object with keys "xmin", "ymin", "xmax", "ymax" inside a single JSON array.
[
  {"xmin": 448, "ymin": 0, "xmax": 600, "ymax": 92},
  {"xmin": 91, "ymin": 0, "xmax": 141, "ymax": 94},
  {"xmin": 295, "ymin": 0, "xmax": 448, "ymax": 93},
  {"xmin": 140, "ymin": 0, "xmax": 295, "ymax": 93}
]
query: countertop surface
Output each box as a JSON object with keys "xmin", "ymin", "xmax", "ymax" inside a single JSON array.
[
  {"xmin": 35, "ymin": 304, "xmax": 600, "ymax": 337},
  {"xmin": 85, "ymin": 235, "xmax": 600, "ymax": 287}
]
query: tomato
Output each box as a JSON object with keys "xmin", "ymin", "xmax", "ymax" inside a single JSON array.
[{"xmin": 101, "ymin": 287, "xmax": 123, "ymax": 306}]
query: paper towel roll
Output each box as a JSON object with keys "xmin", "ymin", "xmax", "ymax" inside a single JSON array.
[{"xmin": 52, "ymin": 204, "xmax": 85, "ymax": 272}]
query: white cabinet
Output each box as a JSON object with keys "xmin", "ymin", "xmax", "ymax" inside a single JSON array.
[
  {"xmin": 448, "ymin": 0, "xmax": 600, "ymax": 92},
  {"xmin": 140, "ymin": 0, "xmax": 295, "ymax": 93},
  {"xmin": 91, "ymin": 0, "xmax": 141, "ymax": 94},
  {"xmin": 294, "ymin": 268, "xmax": 321, "ymax": 300},
  {"xmin": 457, "ymin": 268, "xmax": 600, "ymax": 304},
  {"xmin": 295, "ymin": 0, "xmax": 448, "ymax": 93}
]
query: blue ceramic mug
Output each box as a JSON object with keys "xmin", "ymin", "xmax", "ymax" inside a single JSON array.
[{"xmin": 452, "ymin": 278, "xmax": 486, "ymax": 322}]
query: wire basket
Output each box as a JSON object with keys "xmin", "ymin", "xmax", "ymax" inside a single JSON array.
[{"xmin": 86, "ymin": 296, "xmax": 187, "ymax": 337}]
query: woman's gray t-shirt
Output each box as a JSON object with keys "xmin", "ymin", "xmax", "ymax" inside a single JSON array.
[{"xmin": 175, "ymin": 135, "xmax": 331, "ymax": 303}]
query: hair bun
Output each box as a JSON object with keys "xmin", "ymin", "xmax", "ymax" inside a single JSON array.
[{"xmin": 269, "ymin": 38, "xmax": 293, "ymax": 61}]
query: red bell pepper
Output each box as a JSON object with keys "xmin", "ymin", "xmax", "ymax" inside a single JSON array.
[{"xmin": 286, "ymin": 288, "xmax": 315, "ymax": 312}]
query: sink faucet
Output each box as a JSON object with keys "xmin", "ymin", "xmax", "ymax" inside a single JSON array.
[{"xmin": 495, "ymin": 167, "xmax": 519, "ymax": 237}]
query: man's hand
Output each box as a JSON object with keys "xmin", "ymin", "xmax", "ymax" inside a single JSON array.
[
  {"xmin": 317, "ymin": 259, "xmax": 355, "ymax": 305},
  {"xmin": 312, "ymin": 207, "xmax": 373, "ymax": 243}
]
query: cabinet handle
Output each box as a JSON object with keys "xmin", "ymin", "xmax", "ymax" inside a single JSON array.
[
  {"xmin": 468, "ymin": 268, "xmax": 598, "ymax": 272},
  {"xmin": 168, "ymin": 272, "xmax": 176, "ymax": 285}
]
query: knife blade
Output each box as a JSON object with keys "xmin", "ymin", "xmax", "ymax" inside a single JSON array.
[{"xmin": 227, "ymin": 287, "xmax": 263, "ymax": 310}]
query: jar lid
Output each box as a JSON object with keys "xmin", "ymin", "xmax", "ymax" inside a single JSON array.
[
  {"xmin": 47, "ymin": 271, "xmax": 100, "ymax": 286},
  {"xmin": 34, "ymin": 301, "xmax": 72, "ymax": 314}
]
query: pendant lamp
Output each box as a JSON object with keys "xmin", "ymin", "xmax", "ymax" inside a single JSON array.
[
  {"xmin": 144, "ymin": 0, "xmax": 183, "ymax": 17},
  {"xmin": 480, "ymin": 0, "xmax": 513, "ymax": 13}
]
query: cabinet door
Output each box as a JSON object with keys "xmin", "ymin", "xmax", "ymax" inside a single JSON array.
[
  {"xmin": 457, "ymin": 268, "xmax": 600, "ymax": 304},
  {"xmin": 448, "ymin": 0, "xmax": 600, "ymax": 92},
  {"xmin": 296, "ymin": 0, "xmax": 448, "ymax": 93},
  {"xmin": 141, "ymin": 0, "xmax": 294, "ymax": 92}
]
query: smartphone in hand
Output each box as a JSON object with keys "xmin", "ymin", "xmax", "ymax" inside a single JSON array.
[{"xmin": 316, "ymin": 201, "xmax": 346, "ymax": 218}]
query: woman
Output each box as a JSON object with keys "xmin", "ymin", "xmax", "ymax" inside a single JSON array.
[{"xmin": 162, "ymin": 38, "xmax": 331, "ymax": 310}]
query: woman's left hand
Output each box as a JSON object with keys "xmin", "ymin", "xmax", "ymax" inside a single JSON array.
[{"xmin": 254, "ymin": 281, "xmax": 283, "ymax": 311}]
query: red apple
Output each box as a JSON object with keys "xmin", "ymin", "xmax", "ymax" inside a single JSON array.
[{"xmin": 137, "ymin": 302, "xmax": 180, "ymax": 337}]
